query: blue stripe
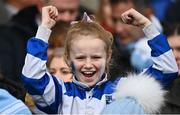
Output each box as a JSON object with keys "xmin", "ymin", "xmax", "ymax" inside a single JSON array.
[
  {"xmin": 148, "ymin": 34, "xmax": 170, "ymax": 57},
  {"xmin": 64, "ymin": 82, "xmax": 86, "ymax": 100},
  {"xmin": 27, "ymin": 37, "xmax": 48, "ymax": 60},
  {"xmin": 145, "ymin": 66, "xmax": 178, "ymax": 88},
  {"xmin": 36, "ymin": 77, "xmax": 62, "ymax": 114},
  {"xmin": 93, "ymin": 80, "xmax": 118, "ymax": 100},
  {"xmin": 21, "ymin": 73, "xmax": 50, "ymax": 95}
]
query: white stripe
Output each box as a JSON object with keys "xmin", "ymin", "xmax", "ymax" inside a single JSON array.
[
  {"xmin": 0, "ymin": 101, "xmax": 17, "ymax": 113},
  {"xmin": 1, "ymin": 101, "xmax": 26, "ymax": 114},
  {"xmin": 35, "ymin": 25, "xmax": 52, "ymax": 43},
  {"xmin": 143, "ymin": 24, "xmax": 160, "ymax": 40},
  {"xmin": 152, "ymin": 50, "xmax": 178, "ymax": 73},
  {"xmin": 57, "ymin": 77, "xmax": 67, "ymax": 93},
  {"xmin": 22, "ymin": 54, "xmax": 47, "ymax": 79},
  {"xmin": 12, "ymin": 106, "xmax": 30, "ymax": 113}
]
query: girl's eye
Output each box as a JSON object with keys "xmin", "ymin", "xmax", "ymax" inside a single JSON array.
[
  {"xmin": 49, "ymin": 69, "xmax": 56, "ymax": 75},
  {"xmin": 61, "ymin": 70, "xmax": 71, "ymax": 75},
  {"xmin": 61, "ymin": 68, "xmax": 71, "ymax": 75},
  {"xmin": 92, "ymin": 56, "xmax": 101, "ymax": 59},
  {"xmin": 75, "ymin": 56, "xmax": 85, "ymax": 60}
]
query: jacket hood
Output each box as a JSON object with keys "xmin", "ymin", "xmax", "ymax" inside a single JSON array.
[{"xmin": 114, "ymin": 73, "xmax": 165, "ymax": 114}]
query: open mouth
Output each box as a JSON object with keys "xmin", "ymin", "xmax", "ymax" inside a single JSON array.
[{"xmin": 81, "ymin": 71, "xmax": 96, "ymax": 78}]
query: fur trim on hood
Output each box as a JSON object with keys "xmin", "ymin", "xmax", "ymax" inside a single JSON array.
[{"xmin": 114, "ymin": 74, "xmax": 166, "ymax": 114}]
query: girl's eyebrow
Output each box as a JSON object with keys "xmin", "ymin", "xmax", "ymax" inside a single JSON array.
[{"xmin": 60, "ymin": 68, "xmax": 70, "ymax": 71}]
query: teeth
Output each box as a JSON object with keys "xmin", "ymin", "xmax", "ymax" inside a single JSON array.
[{"xmin": 83, "ymin": 71, "xmax": 93, "ymax": 74}]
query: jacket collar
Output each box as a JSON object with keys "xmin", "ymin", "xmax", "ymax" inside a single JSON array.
[{"xmin": 72, "ymin": 73, "xmax": 108, "ymax": 91}]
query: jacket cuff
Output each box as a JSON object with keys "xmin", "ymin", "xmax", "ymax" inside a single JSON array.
[
  {"xmin": 35, "ymin": 25, "xmax": 52, "ymax": 43},
  {"xmin": 143, "ymin": 24, "xmax": 160, "ymax": 40}
]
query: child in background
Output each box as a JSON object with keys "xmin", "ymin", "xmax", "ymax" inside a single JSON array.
[
  {"xmin": 47, "ymin": 47, "xmax": 72, "ymax": 82},
  {"xmin": 21, "ymin": 6, "xmax": 178, "ymax": 114},
  {"xmin": 160, "ymin": 23, "xmax": 180, "ymax": 113},
  {"xmin": 166, "ymin": 24, "xmax": 180, "ymax": 75}
]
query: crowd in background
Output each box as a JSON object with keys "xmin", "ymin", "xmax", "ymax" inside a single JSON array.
[{"xmin": 0, "ymin": 0, "xmax": 180, "ymax": 114}]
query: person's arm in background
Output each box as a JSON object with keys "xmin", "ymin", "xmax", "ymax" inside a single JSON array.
[
  {"xmin": 21, "ymin": 6, "xmax": 63, "ymax": 114},
  {"xmin": 121, "ymin": 8, "xmax": 178, "ymax": 88}
]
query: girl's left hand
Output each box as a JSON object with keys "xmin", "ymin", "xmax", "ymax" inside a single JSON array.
[{"xmin": 121, "ymin": 8, "xmax": 151, "ymax": 28}]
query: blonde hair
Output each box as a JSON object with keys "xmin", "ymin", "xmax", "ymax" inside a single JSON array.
[{"xmin": 64, "ymin": 20, "xmax": 113, "ymax": 77}]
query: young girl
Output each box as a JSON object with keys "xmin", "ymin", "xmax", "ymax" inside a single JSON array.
[{"xmin": 21, "ymin": 6, "xmax": 178, "ymax": 114}]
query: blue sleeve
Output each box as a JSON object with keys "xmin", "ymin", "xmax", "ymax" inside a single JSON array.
[
  {"xmin": 144, "ymin": 34, "xmax": 178, "ymax": 88},
  {"xmin": 21, "ymin": 38, "xmax": 63, "ymax": 113}
]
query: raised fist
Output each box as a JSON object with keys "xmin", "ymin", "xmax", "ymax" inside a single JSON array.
[
  {"xmin": 41, "ymin": 6, "xmax": 58, "ymax": 29},
  {"xmin": 121, "ymin": 8, "xmax": 151, "ymax": 28}
]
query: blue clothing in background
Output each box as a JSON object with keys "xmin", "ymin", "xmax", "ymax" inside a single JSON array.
[
  {"xmin": 0, "ymin": 89, "xmax": 31, "ymax": 114},
  {"xmin": 151, "ymin": 0, "xmax": 172, "ymax": 22},
  {"xmin": 101, "ymin": 97, "xmax": 144, "ymax": 114}
]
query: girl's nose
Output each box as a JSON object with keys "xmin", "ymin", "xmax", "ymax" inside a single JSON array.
[
  {"xmin": 84, "ymin": 59, "xmax": 93, "ymax": 69},
  {"xmin": 54, "ymin": 71, "xmax": 61, "ymax": 79}
]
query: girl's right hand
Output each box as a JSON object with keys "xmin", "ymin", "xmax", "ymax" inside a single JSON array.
[{"xmin": 41, "ymin": 6, "xmax": 58, "ymax": 29}]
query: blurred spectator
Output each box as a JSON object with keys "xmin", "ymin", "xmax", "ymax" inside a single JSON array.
[
  {"xmin": 0, "ymin": 73, "xmax": 31, "ymax": 114},
  {"xmin": 48, "ymin": 22, "xmax": 70, "ymax": 56},
  {"xmin": 0, "ymin": 72, "xmax": 25, "ymax": 100},
  {"xmin": 96, "ymin": 0, "xmax": 113, "ymax": 32},
  {"xmin": 109, "ymin": 0, "xmax": 163, "ymax": 77},
  {"xmin": 110, "ymin": 0, "xmax": 162, "ymax": 46},
  {"xmin": 110, "ymin": 0, "xmax": 144, "ymax": 45},
  {"xmin": 43, "ymin": 0, "xmax": 92, "ymax": 23},
  {"xmin": 131, "ymin": 38, "xmax": 153, "ymax": 72},
  {"xmin": 151, "ymin": 0, "xmax": 172, "ymax": 22},
  {"xmin": 160, "ymin": 23, "xmax": 180, "ymax": 113},
  {"xmin": 138, "ymin": 0, "xmax": 163, "ymax": 32},
  {"xmin": 46, "ymin": 0, "xmax": 80, "ymax": 23},
  {"xmin": 109, "ymin": 0, "xmax": 144, "ymax": 80},
  {"xmin": 0, "ymin": 88, "xmax": 31, "ymax": 114},
  {"xmin": 0, "ymin": 0, "xmax": 8, "ymax": 25},
  {"xmin": 165, "ymin": 0, "xmax": 180, "ymax": 23},
  {"xmin": 165, "ymin": 23, "xmax": 180, "ymax": 75},
  {"xmin": 0, "ymin": 5, "xmax": 40, "ymax": 100},
  {"xmin": 80, "ymin": 0, "xmax": 99, "ymax": 13},
  {"xmin": 130, "ymin": 0, "xmax": 163, "ymax": 72},
  {"xmin": 0, "ymin": 0, "xmax": 41, "ymax": 24},
  {"xmin": 47, "ymin": 48, "xmax": 72, "ymax": 82},
  {"xmin": 42, "ymin": 0, "xmax": 93, "ymax": 23}
]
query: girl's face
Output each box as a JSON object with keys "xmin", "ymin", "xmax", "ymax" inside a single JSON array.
[
  {"xmin": 69, "ymin": 35, "xmax": 109, "ymax": 87},
  {"xmin": 168, "ymin": 35, "xmax": 180, "ymax": 75},
  {"xmin": 49, "ymin": 57, "xmax": 72, "ymax": 82}
]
